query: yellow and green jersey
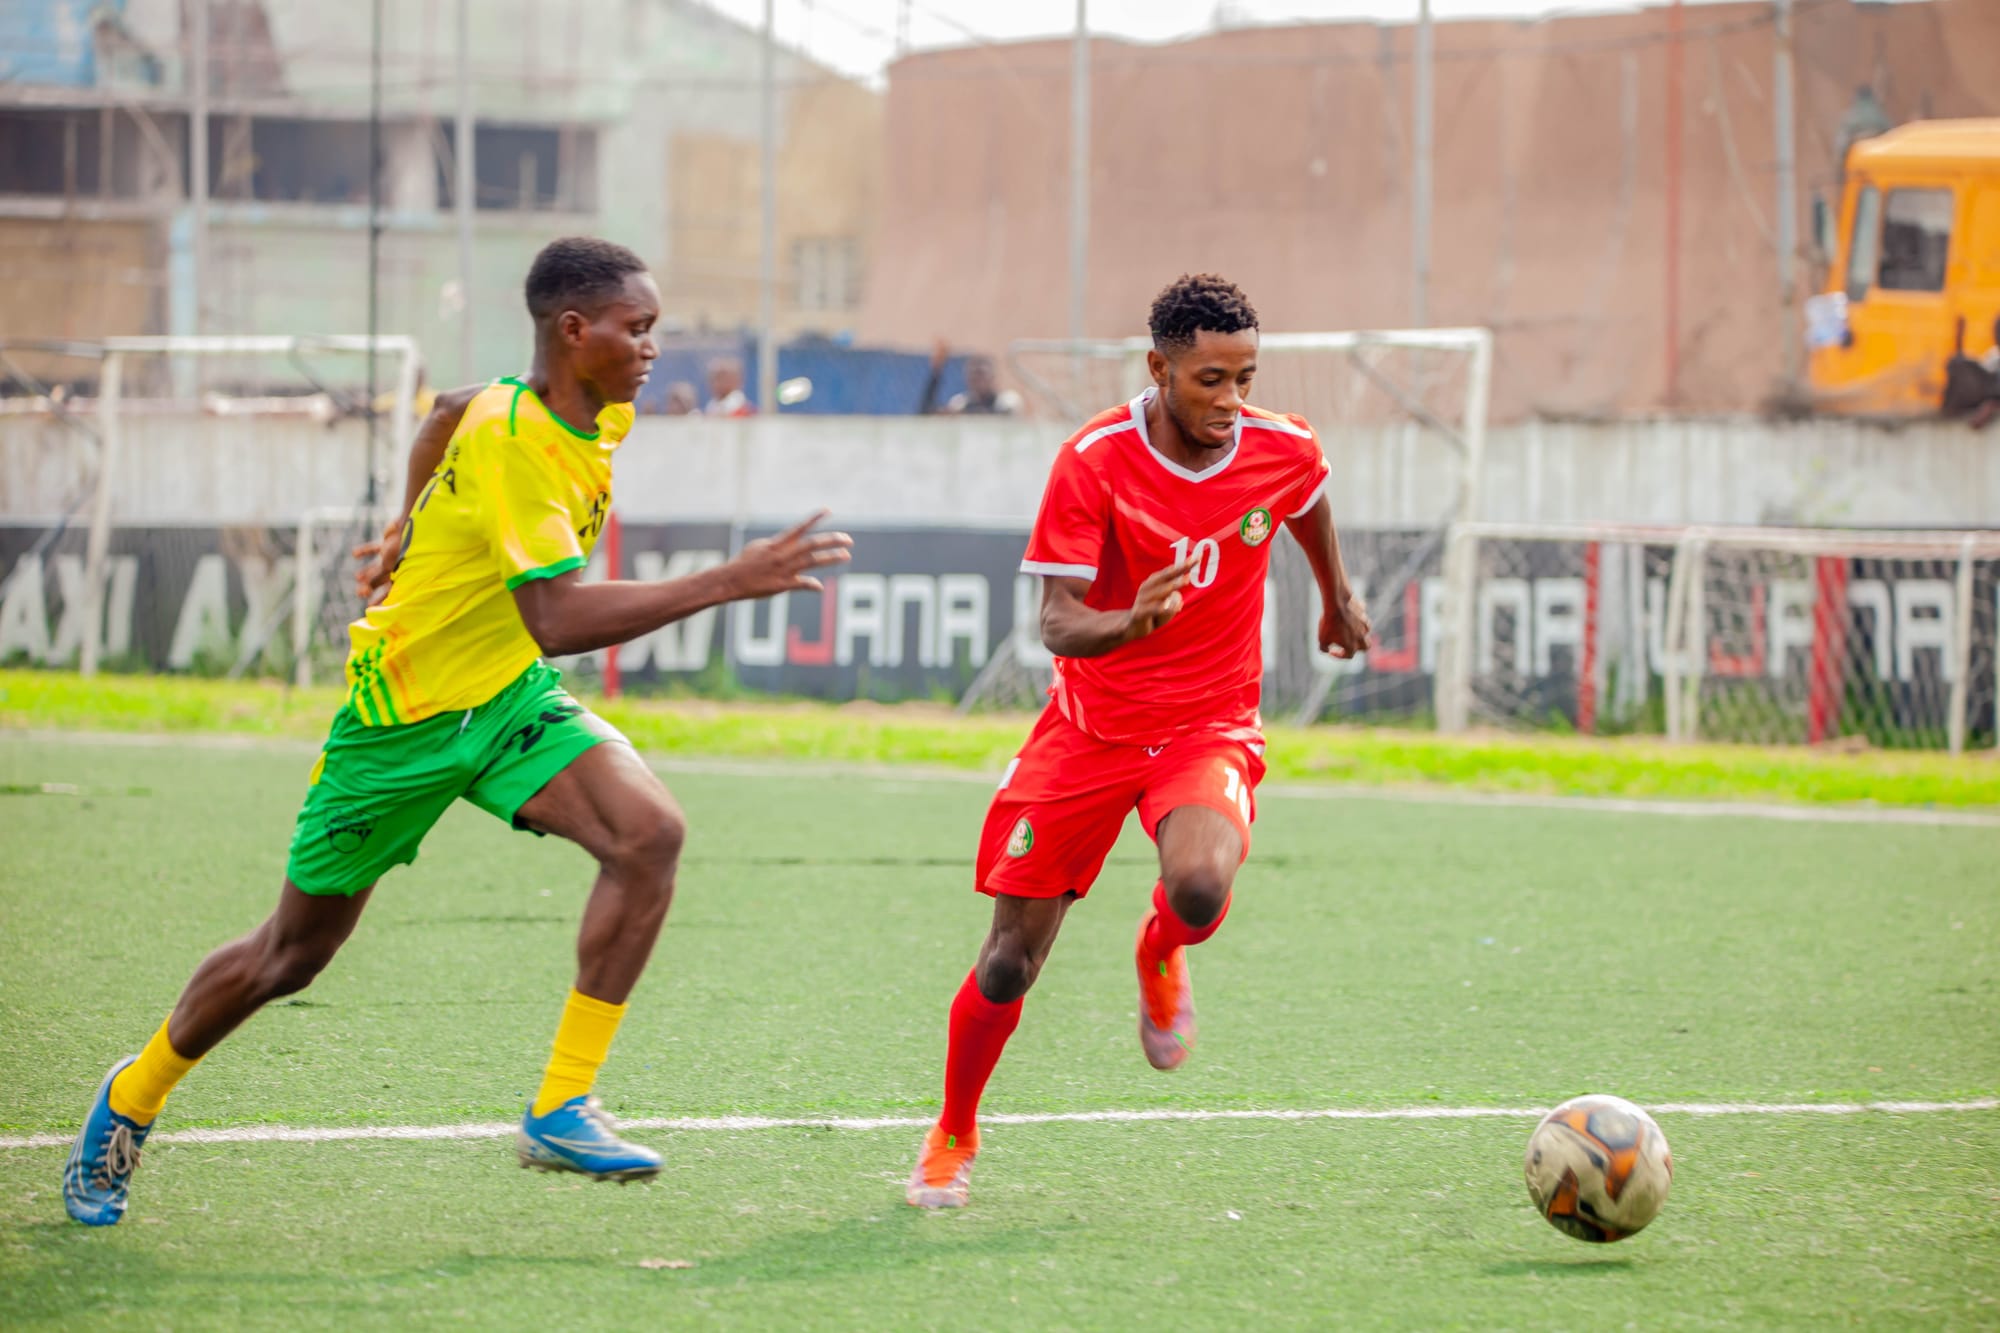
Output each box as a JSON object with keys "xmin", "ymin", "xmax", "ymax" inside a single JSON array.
[{"xmin": 344, "ymin": 377, "xmax": 635, "ymax": 726}]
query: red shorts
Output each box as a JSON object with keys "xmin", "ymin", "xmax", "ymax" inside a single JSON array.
[{"xmin": 974, "ymin": 705, "xmax": 1268, "ymax": 900}]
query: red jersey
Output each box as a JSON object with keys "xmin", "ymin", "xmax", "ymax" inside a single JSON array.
[{"xmin": 1020, "ymin": 388, "xmax": 1331, "ymax": 746}]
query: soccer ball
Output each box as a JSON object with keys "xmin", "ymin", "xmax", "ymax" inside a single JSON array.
[{"xmin": 1523, "ymin": 1094, "xmax": 1673, "ymax": 1242}]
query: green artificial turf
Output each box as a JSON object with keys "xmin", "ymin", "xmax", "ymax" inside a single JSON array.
[{"xmin": 1, "ymin": 735, "xmax": 1995, "ymax": 1328}]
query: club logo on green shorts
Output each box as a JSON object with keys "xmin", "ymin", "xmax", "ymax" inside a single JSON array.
[
  {"xmin": 1240, "ymin": 507, "xmax": 1273, "ymax": 547},
  {"xmin": 1006, "ymin": 817, "xmax": 1034, "ymax": 858},
  {"xmin": 326, "ymin": 807, "xmax": 375, "ymax": 855}
]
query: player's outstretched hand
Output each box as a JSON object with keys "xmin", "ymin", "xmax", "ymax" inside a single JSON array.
[
  {"xmin": 1319, "ymin": 584, "xmax": 1372, "ymax": 658},
  {"xmin": 351, "ymin": 517, "xmax": 403, "ymax": 607},
  {"xmin": 1126, "ymin": 555, "xmax": 1198, "ymax": 641},
  {"xmin": 727, "ymin": 509, "xmax": 853, "ymax": 597}
]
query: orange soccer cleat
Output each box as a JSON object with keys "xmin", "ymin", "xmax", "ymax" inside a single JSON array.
[
  {"xmin": 905, "ymin": 1123, "xmax": 980, "ymax": 1208},
  {"xmin": 1135, "ymin": 912, "xmax": 1197, "ymax": 1071}
]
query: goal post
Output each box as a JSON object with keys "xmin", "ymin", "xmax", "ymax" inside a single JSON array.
[
  {"xmin": 1434, "ymin": 521, "xmax": 2000, "ymax": 752},
  {"xmin": 52, "ymin": 335, "xmax": 421, "ymax": 677},
  {"xmin": 966, "ymin": 328, "xmax": 1494, "ymax": 722}
]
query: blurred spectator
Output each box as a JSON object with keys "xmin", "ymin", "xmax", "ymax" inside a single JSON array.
[
  {"xmin": 1837, "ymin": 86, "xmax": 1892, "ymax": 166},
  {"xmin": 1972, "ymin": 316, "xmax": 2000, "ymax": 429},
  {"xmin": 370, "ymin": 358, "xmax": 439, "ymax": 419},
  {"xmin": 705, "ymin": 356, "xmax": 755, "ymax": 416},
  {"xmin": 920, "ymin": 339, "xmax": 1021, "ymax": 415},
  {"xmin": 1941, "ymin": 315, "xmax": 2000, "ymax": 429},
  {"xmin": 663, "ymin": 381, "xmax": 699, "ymax": 415}
]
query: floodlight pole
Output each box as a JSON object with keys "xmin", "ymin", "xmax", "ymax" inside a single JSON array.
[
  {"xmin": 1068, "ymin": 0, "xmax": 1090, "ymax": 347},
  {"xmin": 365, "ymin": 0, "xmax": 383, "ymax": 511},
  {"xmin": 185, "ymin": 0, "xmax": 208, "ymax": 394},
  {"xmin": 1412, "ymin": 0, "xmax": 1433, "ymax": 328},
  {"xmin": 455, "ymin": 0, "xmax": 476, "ymax": 384},
  {"xmin": 1665, "ymin": 0, "xmax": 1684, "ymax": 406},
  {"xmin": 1773, "ymin": 0, "xmax": 1799, "ymax": 391},
  {"xmin": 757, "ymin": 0, "xmax": 778, "ymax": 416},
  {"xmin": 189, "ymin": 0, "xmax": 209, "ymax": 339},
  {"xmin": 79, "ymin": 352, "xmax": 123, "ymax": 678}
]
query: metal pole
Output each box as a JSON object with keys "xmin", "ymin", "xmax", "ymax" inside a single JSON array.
[
  {"xmin": 1068, "ymin": 0, "xmax": 1089, "ymax": 345},
  {"xmin": 1947, "ymin": 534, "xmax": 1975, "ymax": 755},
  {"xmin": 1773, "ymin": 0, "xmax": 1799, "ymax": 392},
  {"xmin": 455, "ymin": 0, "xmax": 476, "ymax": 384},
  {"xmin": 293, "ymin": 510, "xmax": 317, "ymax": 688},
  {"xmin": 190, "ymin": 0, "xmax": 208, "ymax": 337},
  {"xmin": 1412, "ymin": 0, "xmax": 1433, "ymax": 328},
  {"xmin": 1664, "ymin": 0, "xmax": 1684, "ymax": 406},
  {"xmin": 365, "ymin": 0, "xmax": 383, "ymax": 510},
  {"xmin": 757, "ymin": 0, "xmax": 778, "ymax": 415},
  {"xmin": 80, "ymin": 353, "xmax": 123, "ymax": 678}
]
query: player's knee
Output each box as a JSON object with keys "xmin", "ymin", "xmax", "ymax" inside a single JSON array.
[
  {"xmin": 976, "ymin": 939, "xmax": 1040, "ymax": 1004},
  {"xmin": 608, "ymin": 801, "xmax": 686, "ymax": 886},
  {"xmin": 1161, "ymin": 863, "xmax": 1232, "ymax": 929}
]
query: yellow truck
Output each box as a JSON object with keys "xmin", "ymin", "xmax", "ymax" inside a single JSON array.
[{"xmin": 1805, "ymin": 120, "xmax": 2000, "ymax": 417}]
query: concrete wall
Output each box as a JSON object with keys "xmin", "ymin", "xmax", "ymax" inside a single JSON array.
[
  {"xmin": 3, "ymin": 411, "xmax": 1993, "ymax": 531},
  {"xmin": 5, "ymin": 0, "xmax": 882, "ymax": 390},
  {"xmin": 861, "ymin": 1, "xmax": 2000, "ymax": 420},
  {"xmin": 0, "ymin": 218, "xmax": 159, "ymax": 382}
]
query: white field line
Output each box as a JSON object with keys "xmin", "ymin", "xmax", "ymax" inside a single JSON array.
[
  {"xmin": 1253, "ymin": 783, "xmax": 2000, "ymax": 828},
  {"xmin": 3, "ymin": 1098, "xmax": 1995, "ymax": 1152},
  {"xmin": 11, "ymin": 727, "xmax": 2000, "ymax": 828}
]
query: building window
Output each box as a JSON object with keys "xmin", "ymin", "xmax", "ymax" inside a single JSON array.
[
  {"xmin": 1877, "ymin": 188, "xmax": 1952, "ymax": 293},
  {"xmin": 0, "ymin": 110, "xmax": 107, "ymax": 197},
  {"xmin": 794, "ymin": 236, "xmax": 859, "ymax": 312},
  {"xmin": 212, "ymin": 118, "xmax": 373, "ymax": 204},
  {"xmin": 438, "ymin": 124, "xmax": 596, "ymax": 213}
]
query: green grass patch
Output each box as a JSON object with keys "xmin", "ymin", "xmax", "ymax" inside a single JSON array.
[
  {"xmin": 1, "ymin": 737, "xmax": 1996, "ymax": 1327},
  {"xmin": 4, "ymin": 668, "xmax": 1998, "ymax": 808}
]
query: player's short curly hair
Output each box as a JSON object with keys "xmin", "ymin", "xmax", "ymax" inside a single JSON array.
[
  {"xmin": 524, "ymin": 236, "xmax": 649, "ymax": 323},
  {"xmin": 1148, "ymin": 273, "xmax": 1258, "ymax": 354}
]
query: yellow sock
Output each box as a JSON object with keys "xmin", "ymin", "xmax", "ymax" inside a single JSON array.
[
  {"xmin": 531, "ymin": 989, "xmax": 629, "ymax": 1117},
  {"xmin": 107, "ymin": 1019, "xmax": 202, "ymax": 1125}
]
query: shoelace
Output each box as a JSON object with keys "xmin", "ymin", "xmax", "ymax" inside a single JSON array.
[
  {"xmin": 93, "ymin": 1122, "xmax": 141, "ymax": 1190},
  {"xmin": 577, "ymin": 1097, "xmax": 620, "ymax": 1135}
]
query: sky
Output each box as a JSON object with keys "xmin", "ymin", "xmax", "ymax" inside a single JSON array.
[{"xmin": 691, "ymin": 0, "xmax": 1751, "ymax": 84}]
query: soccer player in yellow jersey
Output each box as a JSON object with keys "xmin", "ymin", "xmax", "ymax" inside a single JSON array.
[{"xmin": 64, "ymin": 237, "xmax": 851, "ymax": 1225}]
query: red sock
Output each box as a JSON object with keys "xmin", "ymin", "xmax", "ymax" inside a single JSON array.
[
  {"xmin": 938, "ymin": 968, "xmax": 1022, "ymax": 1139},
  {"xmin": 1143, "ymin": 880, "xmax": 1232, "ymax": 956}
]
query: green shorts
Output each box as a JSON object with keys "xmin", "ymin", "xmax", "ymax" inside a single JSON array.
[{"xmin": 285, "ymin": 661, "xmax": 626, "ymax": 896}]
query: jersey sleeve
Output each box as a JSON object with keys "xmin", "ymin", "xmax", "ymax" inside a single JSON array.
[
  {"xmin": 475, "ymin": 433, "xmax": 587, "ymax": 590},
  {"xmin": 1283, "ymin": 421, "xmax": 1332, "ymax": 519},
  {"xmin": 1020, "ymin": 442, "xmax": 1108, "ymax": 582}
]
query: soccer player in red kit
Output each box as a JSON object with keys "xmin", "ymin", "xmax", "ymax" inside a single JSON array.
[{"xmin": 906, "ymin": 274, "xmax": 1373, "ymax": 1207}]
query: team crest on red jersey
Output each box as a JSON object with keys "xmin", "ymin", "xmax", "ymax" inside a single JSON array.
[
  {"xmin": 1005, "ymin": 817, "xmax": 1035, "ymax": 858},
  {"xmin": 1239, "ymin": 507, "xmax": 1273, "ymax": 547}
]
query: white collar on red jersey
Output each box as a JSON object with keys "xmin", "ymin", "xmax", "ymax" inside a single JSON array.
[{"xmin": 1128, "ymin": 387, "xmax": 1241, "ymax": 484}]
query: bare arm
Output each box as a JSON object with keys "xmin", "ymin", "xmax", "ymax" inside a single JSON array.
[
  {"xmin": 1283, "ymin": 494, "xmax": 1371, "ymax": 658},
  {"xmin": 1038, "ymin": 556, "xmax": 1197, "ymax": 659},
  {"xmin": 352, "ymin": 383, "xmax": 483, "ymax": 601},
  {"xmin": 395, "ymin": 384, "xmax": 481, "ymax": 516},
  {"xmin": 511, "ymin": 511, "xmax": 852, "ymax": 659}
]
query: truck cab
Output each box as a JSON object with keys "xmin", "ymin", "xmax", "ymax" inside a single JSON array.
[{"xmin": 1805, "ymin": 120, "xmax": 2000, "ymax": 417}]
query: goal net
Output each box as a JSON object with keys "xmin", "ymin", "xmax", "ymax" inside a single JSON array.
[
  {"xmin": 963, "ymin": 329, "xmax": 1493, "ymax": 721},
  {"xmin": 1433, "ymin": 522, "xmax": 2000, "ymax": 752},
  {"xmin": 0, "ymin": 336, "xmax": 418, "ymax": 685}
]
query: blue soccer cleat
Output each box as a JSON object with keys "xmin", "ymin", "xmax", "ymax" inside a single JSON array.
[
  {"xmin": 516, "ymin": 1095, "xmax": 661, "ymax": 1182},
  {"xmin": 64, "ymin": 1057, "xmax": 152, "ymax": 1226}
]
